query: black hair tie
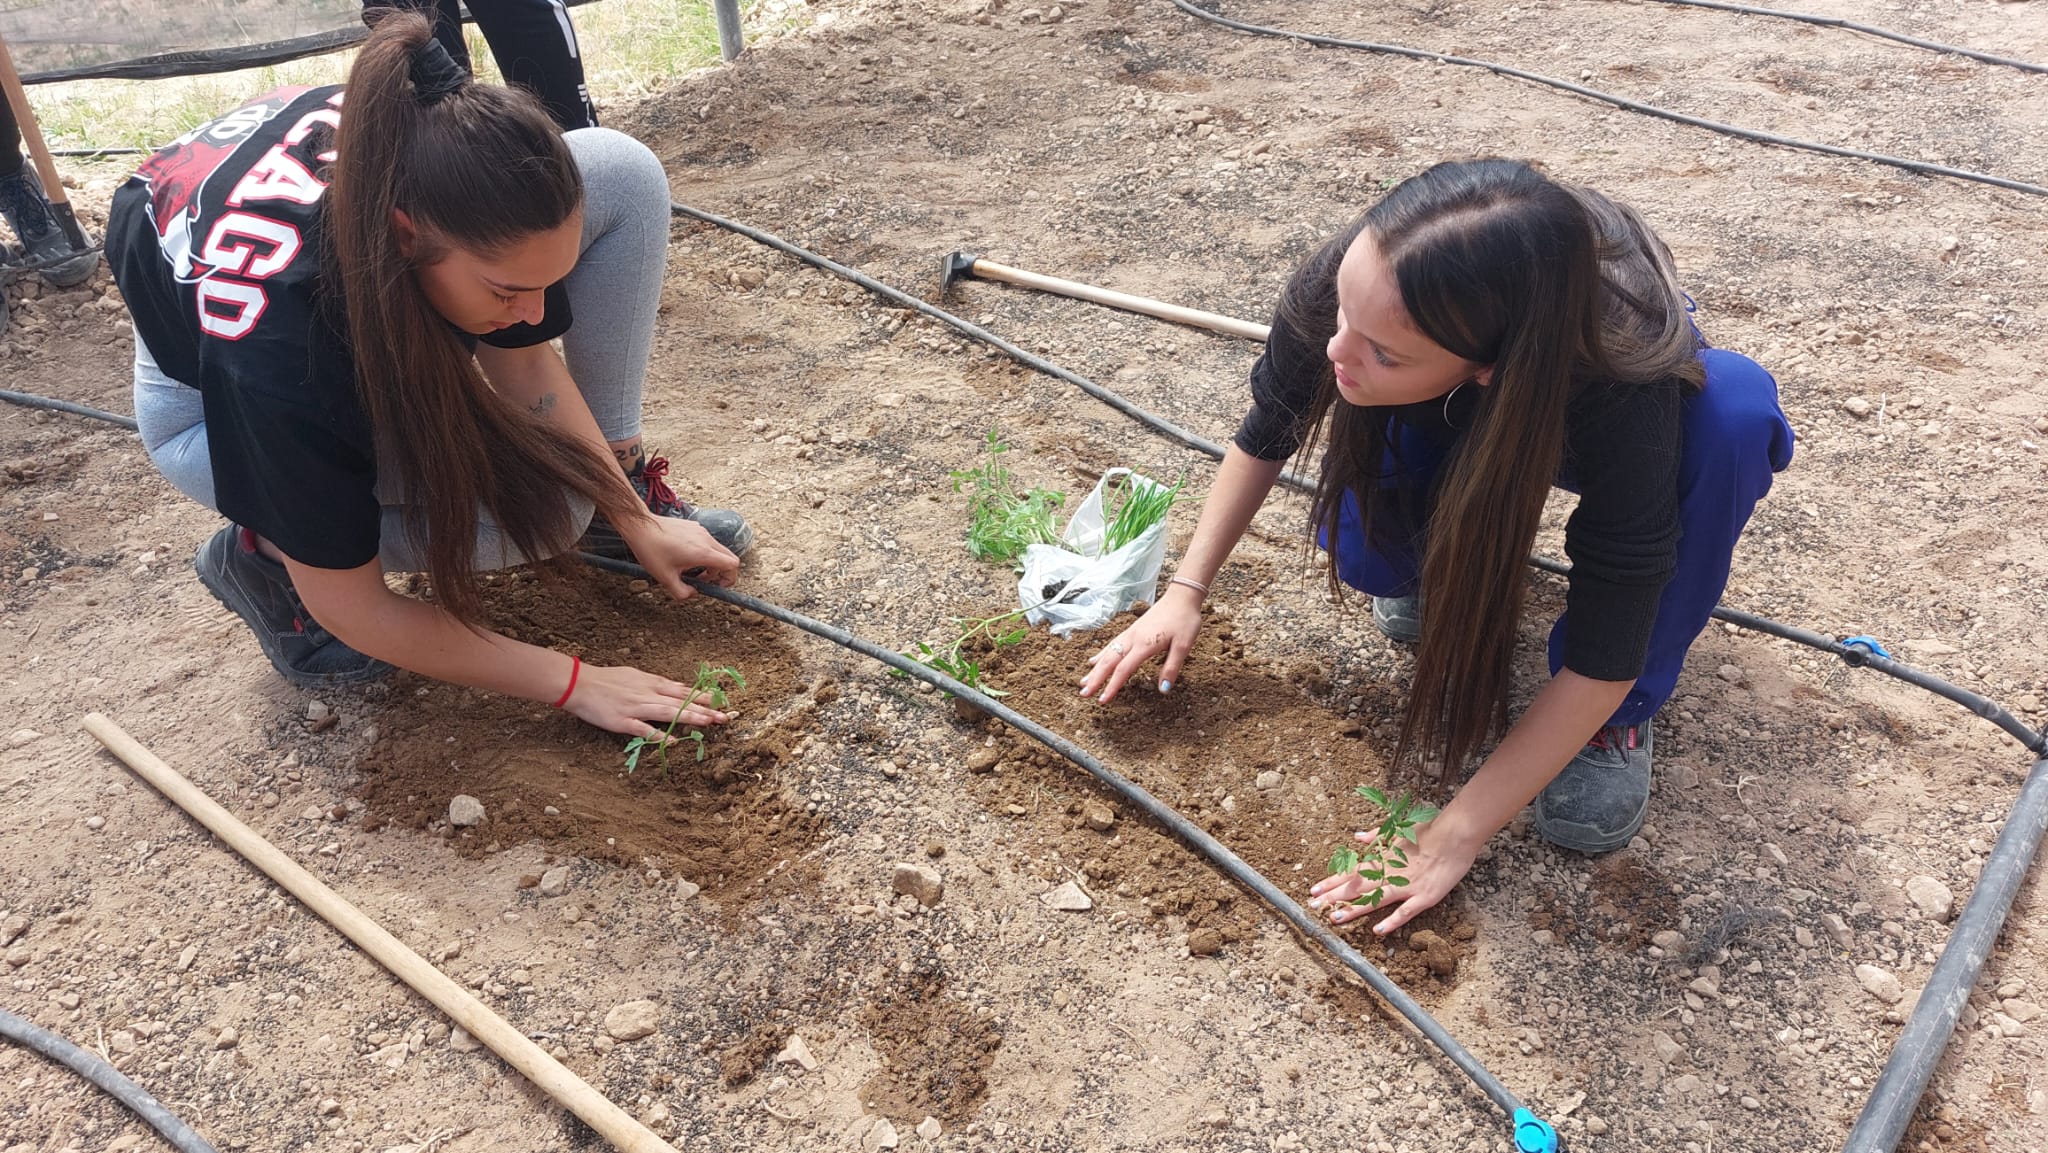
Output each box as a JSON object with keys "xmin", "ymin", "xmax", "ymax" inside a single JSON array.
[{"xmin": 410, "ymin": 37, "xmax": 470, "ymax": 104}]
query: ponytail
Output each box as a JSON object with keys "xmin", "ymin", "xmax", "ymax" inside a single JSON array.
[{"xmin": 327, "ymin": 10, "xmax": 638, "ymax": 622}]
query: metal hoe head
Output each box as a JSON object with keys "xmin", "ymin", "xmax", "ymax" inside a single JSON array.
[{"xmin": 938, "ymin": 250, "xmax": 981, "ymax": 298}]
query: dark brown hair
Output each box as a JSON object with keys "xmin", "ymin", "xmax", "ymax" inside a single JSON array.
[
  {"xmin": 327, "ymin": 10, "xmax": 637, "ymax": 621},
  {"xmin": 1287, "ymin": 159, "xmax": 1705, "ymax": 775}
]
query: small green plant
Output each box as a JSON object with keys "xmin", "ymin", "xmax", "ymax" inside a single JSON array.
[
  {"xmin": 1100, "ymin": 471, "xmax": 1185, "ymax": 554},
  {"xmin": 902, "ymin": 609, "xmax": 1031, "ymax": 697},
  {"xmin": 623, "ymin": 663, "xmax": 746, "ymax": 775},
  {"xmin": 1326, "ymin": 787, "xmax": 1440, "ymax": 910},
  {"xmin": 951, "ymin": 430, "xmax": 1067, "ymax": 567}
]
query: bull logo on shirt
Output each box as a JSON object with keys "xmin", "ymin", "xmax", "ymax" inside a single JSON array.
[{"xmin": 136, "ymin": 88, "xmax": 305, "ymax": 283}]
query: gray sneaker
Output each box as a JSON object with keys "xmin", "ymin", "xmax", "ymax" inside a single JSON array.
[
  {"xmin": 0, "ymin": 166, "xmax": 98, "ymax": 288},
  {"xmin": 1371, "ymin": 593, "xmax": 1423, "ymax": 643},
  {"xmin": 578, "ymin": 454, "xmax": 755, "ymax": 560},
  {"xmin": 195, "ymin": 525, "xmax": 392, "ymax": 688},
  {"xmin": 1532, "ymin": 720, "xmax": 1653, "ymax": 854}
]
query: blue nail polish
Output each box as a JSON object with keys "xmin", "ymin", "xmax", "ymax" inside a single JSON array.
[{"xmin": 1159, "ymin": 680, "xmax": 1172, "ymax": 694}]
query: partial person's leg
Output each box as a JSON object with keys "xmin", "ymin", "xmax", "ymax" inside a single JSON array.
[
  {"xmin": 1323, "ymin": 418, "xmax": 1456, "ymax": 640},
  {"xmin": 1533, "ymin": 351, "xmax": 1794, "ymax": 853},
  {"xmin": 1544, "ymin": 350, "xmax": 1796, "ymax": 725},
  {"xmin": 559, "ymin": 127, "xmax": 754, "ymax": 557},
  {"xmin": 468, "ymin": 0, "xmax": 597, "ymax": 130},
  {"xmin": 0, "ymin": 95, "xmax": 22, "ymax": 180},
  {"xmin": 132, "ymin": 330, "xmax": 216, "ymax": 509}
]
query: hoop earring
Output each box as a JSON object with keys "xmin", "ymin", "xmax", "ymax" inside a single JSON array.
[{"xmin": 1442, "ymin": 380, "xmax": 1470, "ymax": 428}]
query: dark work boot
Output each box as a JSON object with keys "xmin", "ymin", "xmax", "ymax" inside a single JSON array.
[
  {"xmin": 579, "ymin": 454, "xmax": 755, "ymax": 560},
  {"xmin": 1532, "ymin": 720, "xmax": 1654, "ymax": 854},
  {"xmin": 194, "ymin": 526, "xmax": 392, "ymax": 688},
  {"xmin": 0, "ymin": 166, "xmax": 99, "ymax": 288}
]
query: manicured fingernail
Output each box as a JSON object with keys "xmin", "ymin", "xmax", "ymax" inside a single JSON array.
[{"xmin": 1158, "ymin": 680, "xmax": 1172, "ymax": 694}]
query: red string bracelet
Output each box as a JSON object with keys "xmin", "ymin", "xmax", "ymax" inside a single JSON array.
[{"xmin": 552, "ymin": 656, "xmax": 582, "ymax": 708}]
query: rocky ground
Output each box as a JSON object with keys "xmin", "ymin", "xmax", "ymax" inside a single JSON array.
[{"xmin": 4, "ymin": 0, "xmax": 2047, "ymax": 1151}]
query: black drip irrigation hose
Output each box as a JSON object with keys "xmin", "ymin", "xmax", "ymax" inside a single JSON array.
[
  {"xmin": 0, "ymin": 388, "xmax": 139, "ymax": 430},
  {"xmin": 1166, "ymin": 0, "xmax": 2048, "ymax": 200},
  {"xmin": 1626, "ymin": 0, "xmax": 2048, "ymax": 76},
  {"xmin": 576, "ymin": 553, "xmax": 1552, "ymax": 1135},
  {"xmin": 0, "ymin": 1008, "xmax": 219, "ymax": 1153}
]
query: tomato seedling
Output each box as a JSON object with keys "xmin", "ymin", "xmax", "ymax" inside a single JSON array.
[
  {"xmin": 1326, "ymin": 786, "xmax": 1440, "ymax": 910},
  {"xmin": 951, "ymin": 429, "xmax": 1066, "ymax": 567},
  {"xmin": 623, "ymin": 663, "xmax": 746, "ymax": 775}
]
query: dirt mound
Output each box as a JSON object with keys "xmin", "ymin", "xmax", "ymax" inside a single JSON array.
[
  {"xmin": 358, "ymin": 565, "xmax": 826, "ymax": 905},
  {"xmin": 937, "ymin": 603, "xmax": 1480, "ymax": 995},
  {"xmin": 858, "ymin": 974, "xmax": 1002, "ymax": 1124}
]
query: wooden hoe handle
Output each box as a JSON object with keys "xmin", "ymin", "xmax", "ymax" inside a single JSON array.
[{"xmin": 81, "ymin": 713, "xmax": 680, "ymax": 1153}]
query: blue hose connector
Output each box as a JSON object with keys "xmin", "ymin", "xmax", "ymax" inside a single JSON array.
[
  {"xmin": 1842, "ymin": 635, "xmax": 1893, "ymax": 660},
  {"xmin": 1514, "ymin": 1108, "xmax": 1559, "ymax": 1153}
]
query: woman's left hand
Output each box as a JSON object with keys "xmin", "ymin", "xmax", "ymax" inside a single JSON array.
[
  {"xmin": 625, "ymin": 515, "xmax": 740, "ymax": 601},
  {"xmin": 1307, "ymin": 817, "xmax": 1481, "ymax": 935}
]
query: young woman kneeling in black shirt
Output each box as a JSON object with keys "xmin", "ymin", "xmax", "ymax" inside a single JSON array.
[
  {"xmin": 108, "ymin": 12, "xmax": 750, "ymax": 741},
  {"xmin": 1079, "ymin": 159, "xmax": 1794, "ymax": 933}
]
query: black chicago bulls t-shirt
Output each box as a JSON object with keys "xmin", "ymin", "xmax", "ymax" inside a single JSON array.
[{"xmin": 106, "ymin": 84, "xmax": 572, "ymax": 570}]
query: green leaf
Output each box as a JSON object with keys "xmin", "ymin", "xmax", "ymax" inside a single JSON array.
[
  {"xmin": 1356, "ymin": 786, "xmax": 1390, "ymax": 808},
  {"xmin": 1329, "ymin": 847, "xmax": 1360, "ymax": 874},
  {"xmin": 1361, "ymin": 868, "xmax": 1383, "ymax": 881},
  {"xmin": 1409, "ymin": 803, "xmax": 1440, "ymax": 824},
  {"xmin": 1386, "ymin": 875, "xmax": 1409, "ymax": 887}
]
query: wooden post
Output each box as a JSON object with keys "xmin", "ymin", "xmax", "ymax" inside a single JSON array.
[{"xmin": 0, "ymin": 30, "xmax": 91, "ymax": 251}]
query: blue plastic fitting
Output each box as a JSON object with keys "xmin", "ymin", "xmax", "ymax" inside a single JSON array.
[
  {"xmin": 1513, "ymin": 1107, "xmax": 1559, "ymax": 1153},
  {"xmin": 1842, "ymin": 635, "xmax": 1893, "ymax": 660}
]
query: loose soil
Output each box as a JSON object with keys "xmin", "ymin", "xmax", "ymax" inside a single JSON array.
[{"xmin": 4, "ymin": 0, "xmax": 2047, "ymax": 1150}]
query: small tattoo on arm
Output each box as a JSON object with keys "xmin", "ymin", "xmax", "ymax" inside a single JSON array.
[{"xmin": 529, "ymin": 393, "xmax": 558, "ymax": 417}]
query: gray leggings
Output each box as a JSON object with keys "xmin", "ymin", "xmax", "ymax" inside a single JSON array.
[{"xmin": 134, "ymin": 127, "xmax": 670, "ymax": 571}]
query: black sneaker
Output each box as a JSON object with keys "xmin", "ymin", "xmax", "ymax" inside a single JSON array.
[
  {"xmin": 1371, "ymin": 593, "xmax": 1423, "ymax": 644},
  {"xmin": 0, "ymin": 167, "xmax": 98, "ymax": 289},
  {"xmin": 578, "ymin": 454, "xmax": 755, "ymax": 560},
  {"xmin": 194, "ymin": 526, "xmax": 392, "ymax": 688},
  {"xmin": 1532, "ymin": 720, "xmax": 1654, "ymax": 854}
]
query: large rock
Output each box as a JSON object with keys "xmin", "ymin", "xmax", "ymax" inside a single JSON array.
[
  {"xmin": 604, "ymin": 1000, "xmax": 661, "ymax": 1041},
  {"xmin": 1856, "ymin": 964, "xmax": 1905, "ymax": 1005},
  {"xmin": 889, "ymin": 862, "xmax": 944, "ymax": 907},
  {"xmin": 447, "ymin": 795, "xmax": 486, "ymax": 827},
  {"xmin": 1904, "ymin": 876, "xmax": 1955, "ymax": 922}
]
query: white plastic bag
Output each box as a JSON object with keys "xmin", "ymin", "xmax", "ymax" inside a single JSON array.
[{"xmin": 1018, "ymin": 469, "xmax": 1172, "ymax": 638}]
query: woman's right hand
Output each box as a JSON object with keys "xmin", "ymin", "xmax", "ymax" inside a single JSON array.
[
  {"xmin": 1079, "ymin": 587, "xmax": 1205, "ymax": 703},
  {"xmin": 562, "ymin": 662, "xmax": 730, "ymax": 739}
]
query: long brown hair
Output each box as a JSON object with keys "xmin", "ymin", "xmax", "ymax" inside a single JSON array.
[
  {"xmin": 1289, "ymin": 159, "xmax": 1705, "ymax": 775},
  {"xmin": 327, "ymin": 10, "xmax": 637, "ymax": 621}
]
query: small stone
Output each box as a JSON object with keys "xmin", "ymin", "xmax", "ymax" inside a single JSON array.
[
  {"xmin": 1531, "ymin": 929, "xmax": 1555, "ymax": 946},
  {"xmin": 1652, "ymin": 930, "xmax": 1685, "ymax": 951},
  {"xmin": 1716, "ymin": 664, "xmax": 1746, "ymax": 686},
  {"xmin": 1822, "ymin": 913, "xmax": 1854, "ymax": 948},
  {"xmin": 1795, "ymin": 926, "xmax": 1816, "ymax": 949},
  {"xmin": 641, "ymin": 1102, "xmax": 670, "ymax": 1126},
  {"xmin": 1043, "ymin": 3, "xmax": 1064, "ymax": 20},
  {"xmin": 6, "ymin": 729, "xmax": 40, "ymax": 748},
  {"xmin": 176, "ymin": 944, "xmax": 198, "ymax": 972},
  {"xmin": 776, "ymin": 1033, "xmax": 819, "ymax": 1071},
  {"xmin": 1905, "ymin": 875, "xmax": 1954, "ymax": 922},
  {"xmin": 1255, "ymin": 770, "xmax": 1284, "ymax": 790},
  {"xmin": 675, "ymin": 879, "xmax": 701, "ymax": 901},
  {"xmin": 916, "ymin": 1117, "xmax": 942, "ymax": 1140},
  {"xmin": 2003, "ymin": 998, "xmax": 2041, "ymax": 1023},
  {"xmin": 1689, "ymin": 977, "xmax": 1719, "ymax": 998},
  {"xmin": 1041, "ymin": 881, "xmax": 1094, "ymax": 911},
  {"xmin": 214, "ymin": 1027, "xmax": 240, "ymax": 1049},
  {"xmin": 604, "ymin": 1000, "xmax": 660, "ymax": 1041},
  {"xmin": 1187, "ymin": 927, "xmax": 1224, "ymax": 956},
  {"xmin": 306, "ymin": 700, "xmax": 332, "ymax": 723},
  {"xmin": 965, "ymin": 748, "xmax": 1000, "ymax": 774},
  {"xmin": 110, "ymin": 1029, "xmax": 139, "ymax": 1054},
  {"xmin": 56, "ymin": 992, "xmax": 79, "ymax": 1009},
  {"xmin": 449, "ymin": 1025, "xmax": 482, "ymax": 1052},
  {"xmin": 85, "ymin": 816, "xmax": 106, "ymax": 831},
  {"xmin": 1652, "ymin": 1030, "xmax": 1683, "ymax": 1064},
  {"xmin": 448, "ymin": 795, "xmax": 486, "ymax": 827},
  {"xmin": 863, "ymin": 1117, "xmax": 900, "ymax": 1151},
  {"xmin": 1586, "ymin": 1117, "xmax": 1610, "ymax": 1136},
  {"xmin": 924, "ymin": 840, "xmax": 945, "ymax": 858},
  {"xmin": 1669, "ymin": 1073, "xmax": 1703, "ymax": 1095},
  {"xmin": 1083, "ymin": 805, "xmax": 1116, "ymax": 831},
  {"xmin": 539, "ymin": 866, "xmax": 571, "ymax": 898},
  {"xmin": 1842, "ymin": 396, "xmax": 1874, "ymax": 418},
  {"xmin": 890, "ymin": 862, "xmax": 944, "ymax": 907},
  {"xmin": 0, "ymin": 916, "xmax": 24, "ymax": 946},
  {"xmin": 317, "ymin": 1098, "xmax": 340, "ymax": 1116},
  {"xmin": 4, "ymin": 946, "xmax": 30, "ymax": 968},
  {"xmin": 1856, "ymin": 963, "xmax": 1905, "ymax": 1005}
]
